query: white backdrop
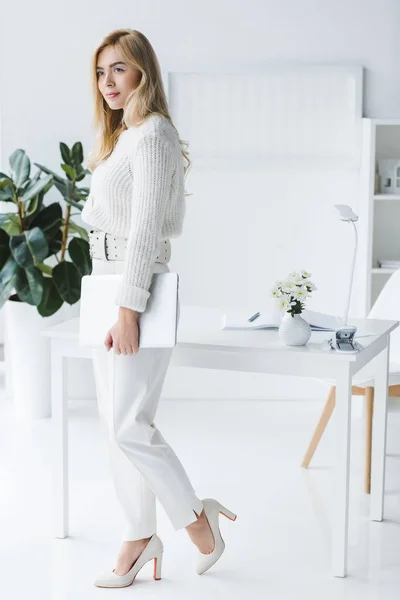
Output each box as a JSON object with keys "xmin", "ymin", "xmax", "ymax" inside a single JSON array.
[{"xmin": 1, "ymin": 0, "xmax": 400, "ymax": 401}]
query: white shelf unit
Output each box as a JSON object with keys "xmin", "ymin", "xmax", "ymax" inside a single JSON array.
[
  {"xmin": 374, "ymin": 194, "xmax": 400, "ymax": 201},
  {"xmin": 361, "ymin": 119, "xmax": 400, "ymax": 313},
  {"xmin": 371, "ymin": 267, "xmax": 398, "ymax": 275}
]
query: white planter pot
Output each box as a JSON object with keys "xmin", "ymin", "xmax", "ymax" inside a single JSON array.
[
  {"xmin": 4, "ymin": 297, "xmax": 80, "ymax": 420},
  {"xmin": 278, "ymin": 312, "xmax": 311, "ymax": 346}
]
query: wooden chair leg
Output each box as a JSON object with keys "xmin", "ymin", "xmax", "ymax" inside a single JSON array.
[
  {"xmin": 389, "ymin": 384, "xmax": 400, "ymax": 397},
  {"xmin": 301, "ymin": 386, "xmax": 336, "ymax": 468},
  {"xmin": 364, "ymin": 387, "xmax": 374, "ymax": 494}
]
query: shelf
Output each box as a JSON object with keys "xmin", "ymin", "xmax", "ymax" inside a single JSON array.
[
  {"xmin": 371, "ymin": 267, "xmax": 398, "ymax": 274},
  {"xmin": 374, "ymin": 194, "xmax": 400, "ymax": 200}
]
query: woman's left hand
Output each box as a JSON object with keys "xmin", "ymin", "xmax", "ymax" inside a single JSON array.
[{"xmin": 104, "ymin": 307, "xmax": 140, "ymax": 354}]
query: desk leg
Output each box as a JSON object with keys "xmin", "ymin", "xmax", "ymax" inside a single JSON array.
[
  {"xmin": 370, "ymin": 337, "xmax": 390, "ymax": 522},
  {"xmin": 51, "ymin": 343, "xmax": 69, "ymax": 538},
  {"xmin": 332, "ymin": 365, "xmax": 352, "ymax": 578}
]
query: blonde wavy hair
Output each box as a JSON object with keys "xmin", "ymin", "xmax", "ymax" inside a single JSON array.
[{"xmin": 86, "ymin": 29, "xmax": 192, "ymax": 195}]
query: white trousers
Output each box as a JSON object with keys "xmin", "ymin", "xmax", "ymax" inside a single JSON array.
[{"xmin": 90, "ymin": 257, "xmax": 204, "ymax": 541}]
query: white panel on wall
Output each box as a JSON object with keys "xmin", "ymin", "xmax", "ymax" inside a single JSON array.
[
  {"xmin": 163, "ymin": 65, "xmax": 365, "ymax": 402},
  {"xmin": 169, "ymin": 66, "xmax": 363, "ymax": 168}
]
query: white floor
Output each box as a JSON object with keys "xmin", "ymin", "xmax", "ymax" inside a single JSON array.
[{"xmin": 1, "ymin": 368, "xmax": 400, "ymax": 599}]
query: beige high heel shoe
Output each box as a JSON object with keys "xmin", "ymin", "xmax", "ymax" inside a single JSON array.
[
  {"xmin": 196, "ymin": 498, "xmax": 237, "ymax": 575},
  {"xmin": 94, "ymin": 533, "xmax": 163, "ymax": 588}
]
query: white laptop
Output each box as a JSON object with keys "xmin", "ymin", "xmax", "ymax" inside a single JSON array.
[{"xmin": 79, "ymin": 272, "xmax": 179, "ymax": 348}]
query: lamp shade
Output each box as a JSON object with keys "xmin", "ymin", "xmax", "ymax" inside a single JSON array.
[{"xmin": 334, "ymin": 204, "xmax": 358, "ymax": 222}]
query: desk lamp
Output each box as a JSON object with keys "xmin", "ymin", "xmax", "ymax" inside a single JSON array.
[{"xmin": 332, "ymin": 204, "xmax": 359, "ymax": 353}]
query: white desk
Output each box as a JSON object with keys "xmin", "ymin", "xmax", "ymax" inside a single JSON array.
[{"xmin": 41, "ymin": 306, "xmax": 399, "ymax": 578}]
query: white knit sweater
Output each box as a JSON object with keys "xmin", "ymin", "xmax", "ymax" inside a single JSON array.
[{"xmin": 81, "ymin": 114, "xmax": 186, "ymax": 312}]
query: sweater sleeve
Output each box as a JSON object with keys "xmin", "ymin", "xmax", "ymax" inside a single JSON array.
[{"xmin": 114, "ymin": 132, "xmax": 173, "ymax": 312}]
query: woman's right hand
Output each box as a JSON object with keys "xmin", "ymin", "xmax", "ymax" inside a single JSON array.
[{"xmin": 104, "ymin": 308, "xmax": 140, "ymax": 354}]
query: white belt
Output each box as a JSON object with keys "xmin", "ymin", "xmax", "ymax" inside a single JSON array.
[{"xmin": 88, "ymin": 229, "xmax": 171, "ymax": 263}]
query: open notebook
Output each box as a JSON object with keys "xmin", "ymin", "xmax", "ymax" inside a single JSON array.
[{"xmin": 221, "ymin": 309, "xmax": 343, "ymax": 332}]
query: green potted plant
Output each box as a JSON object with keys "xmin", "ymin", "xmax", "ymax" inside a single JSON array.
[{"xmin": 0, "ymin": 144, "xmax": 92, "ymax": 419}]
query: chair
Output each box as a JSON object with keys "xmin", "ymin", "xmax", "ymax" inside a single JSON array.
[{"xmin": 301, "ymin": 268, "xmax": 400, "ymax": 493}]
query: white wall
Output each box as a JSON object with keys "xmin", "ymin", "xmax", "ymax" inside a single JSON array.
[{"xmin": 1, "ymin": 0, "xmax": 400, "ymax": 401}]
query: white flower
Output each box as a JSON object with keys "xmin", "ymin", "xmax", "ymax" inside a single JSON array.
[
  {"xmin": 270, "ymin": 287, "xmax": 281, "ymax": 299},
  {"xmin": 271, "ymin": 269, "xmax": 316, "ymax": 310},
  {"xmin": 300, "ymin": 270, "xmax": 312, "ymax": 279},
  {"xmin": 292, "ymin": 274, "xmax": 305, "ymax": 286},
  {"xmin": 271, "ymin": 280, "xmax": 285, "ymax": 292},
  {"xmin": 282, "ymin": 281, "xmax": 296, "ymax": 293},
  {"xmin": 279, "ymin": 297, "xmax": 292, "ymax": 312},
  {"xmin": 294, "ymin": 286, "xmax": 310, "ymax": 300}
]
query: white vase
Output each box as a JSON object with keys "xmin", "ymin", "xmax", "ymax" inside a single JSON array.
[
  {"xmin": 278, "ymin": 312, "xmax": 311, "ymax": 346},
  {"xmin": 4, "ymin": 297, "xmax": 80, "ymax": 420}
]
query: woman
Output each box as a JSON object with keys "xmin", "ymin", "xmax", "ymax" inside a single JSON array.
[{"xmin": 81, "ymin": 29, "xmax": 237, "ymax": 588}]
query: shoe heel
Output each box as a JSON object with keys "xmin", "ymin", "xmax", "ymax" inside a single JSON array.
[
  {"xmin": 153, "ymin": 552, "xmax": 163, "ymax": 580},
  {"xmin": 218, "ymin": 502, "xmax": 237, "ymax": 521}
]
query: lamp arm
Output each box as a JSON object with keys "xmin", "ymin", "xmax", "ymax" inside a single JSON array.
[{"xmin": 343, "ymin": 221, "xmax": 358, "ymax": 327}]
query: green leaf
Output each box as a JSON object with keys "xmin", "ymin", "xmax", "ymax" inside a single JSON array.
[
  {"xmin": 0, "ymin": 228, "xmax": 11, "ymax": 270},
  {"xmin": 0, "ymin": 278, "xmax": 15, "ymax": 308},
  {"xmin": 68, "ymin": 237, "xmax": 91, "ymax": 276},
  {"xmin": 37, "ymin": 277, "xmax": 64, "ymax": 316},
  {"xmin": 1, "ymin": 214, "xmax": 20, "ymax": 236},
  {"xmin": 30, "ymin": 202, "xmax": 62, "ymax": 240},
  {"xmin": 42, "ymin": 178, "xmax": 54, "ymax": 195},
  {"xmin": 20, "ymin": 178, "xmax": 32, "ymax": 195},
  {"xmin": 71, "ymin": 142, "xmax": 84, "ymax": 167},
  {"xmin": 67, "ymin": 220, "xmax": 89, "ymax": 241},
  {"xmin": 64, "ymin": 197, "xmax": 83, "ymax": 210},
  {"xmin": 10, "ymin": 227, "xmax": 49, "ymax": 268},
  {"xmin": 0, "ymin": 187, "xmax": 15, "ymax": 202},
  {"xmin": 14, "ymin": 266, "xmax": 44, "ymax": 305},
  {"xmin": 25, "ymin": 193, "xmax": 41, "ymax": 218},
  {"xmin": 52, "ymin": 261, "xmax": 81, "ymax": 304},
  {"xmin": 74, "ymin": 191, "xmax": 88, "ymax": 201},
  {"xmin": 22, "ymin": 172, "xmax": 42, "ymax": 216},
  {"xmin": 52, "ymin": 178, "xmax": 67, "ymax": 197},
  {"xmin": 46, "ymin": 230, "xmax": 63, "ymax": 257},
  {"xmin": 75, "ymin": 171, "xmax": 86, "ymax": 182},
  {"xmin": 66, "ymin": 180, "xmax": 73, "ymax": 196},
  {"xmin": 0, "ymin": 177, "xmax": 14, "ymax": 190},
  {"xmin": 61, "ymin": 164, "xmax": 76, "ymax": 181},
  {"xmin": 0, "ymin": 213, "xmax": 14, "ymax": 227},
  {"xmin": 9, "ymin": 149, "xmax": 30, "ymax": 188},
  {"xmin": 0, "ymin": 257, "xmax": 18, "ymax": 308},
  {"xmin": 29, "ymin": 169, "xmax": 41, "ymax": 186},
  {"xmin": 60, "ymin": 142, "xmax": 72, "ymax": 166},
  {"xmin": 19, "ymin": 169, "xmax": 40, "ymax": 198},
  {"xmin": 21, "ymin": 173, "xmax": 53, "ymax": 203},
  {"xmin": 33, "ymin": 163, "xmax": 65, "ymax": 185},
  {"xmin": 36, "ymin": 262, "xmax": 53, "ymax": 275}
]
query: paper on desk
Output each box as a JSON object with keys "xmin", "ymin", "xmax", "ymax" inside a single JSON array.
[{"xmin": 221, "ymin": 309, "xmax": 343, "ymax": 332}]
